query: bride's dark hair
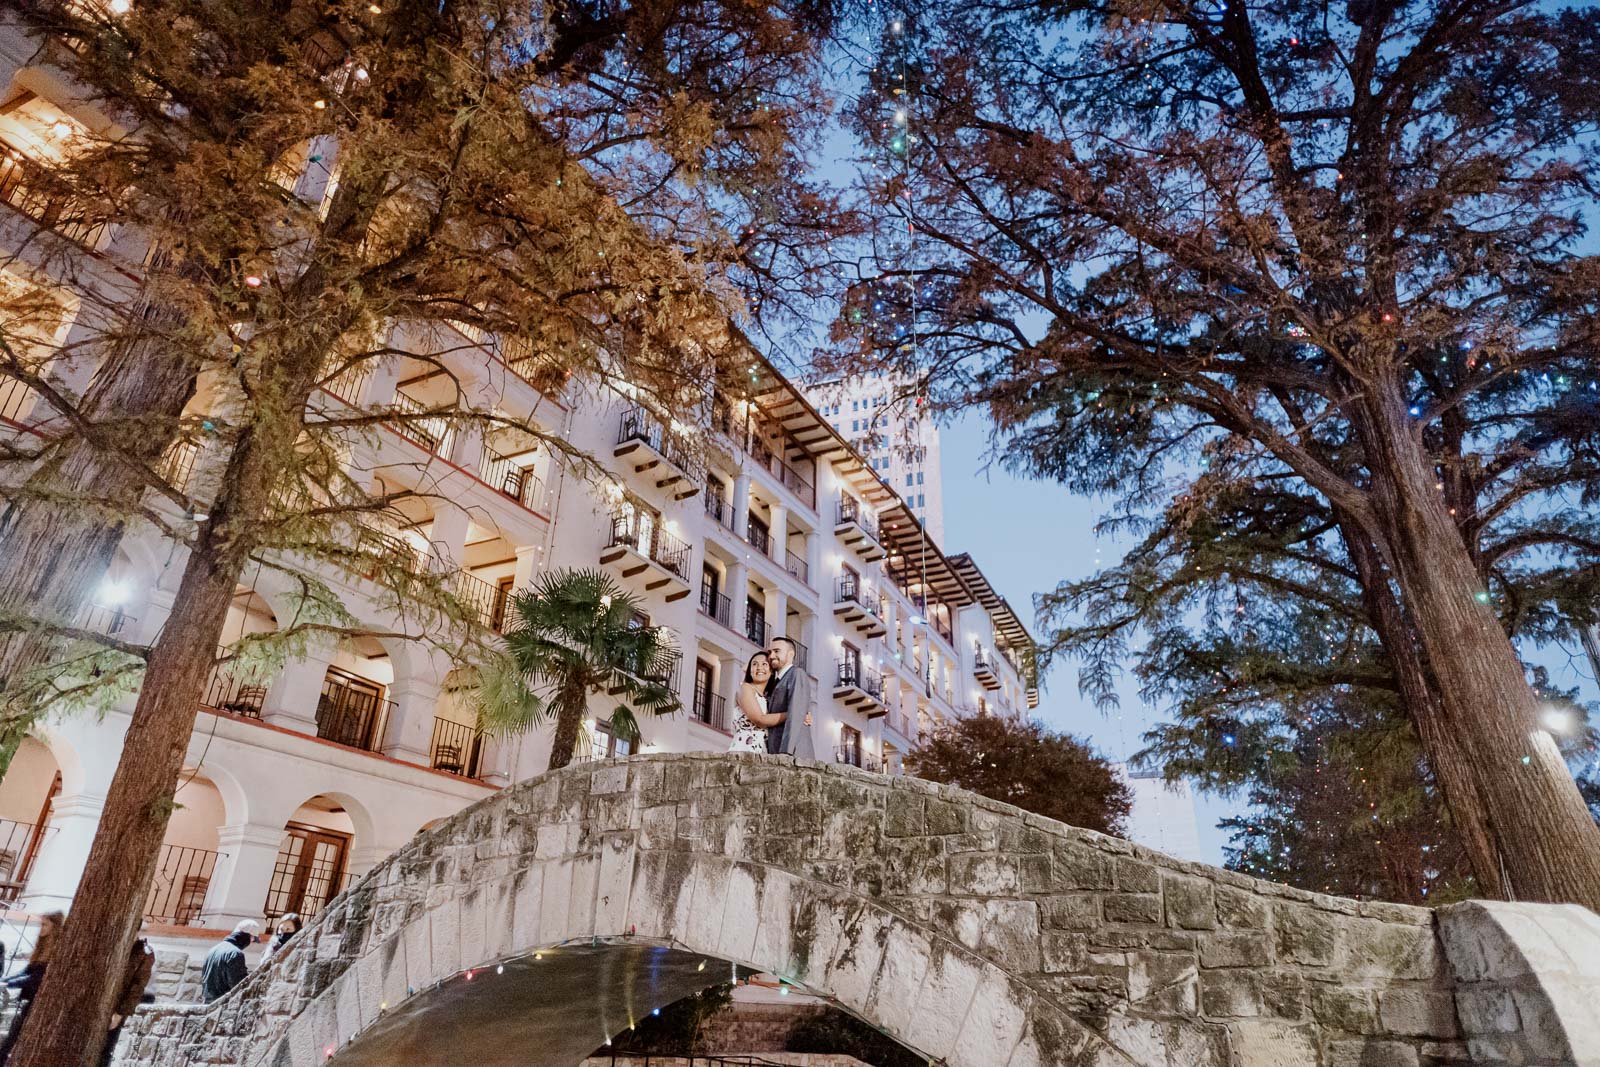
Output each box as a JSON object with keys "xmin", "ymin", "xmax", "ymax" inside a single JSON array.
[{"xmin": 743, "ymin": 652, "xmax": 771, "ymax": 683}]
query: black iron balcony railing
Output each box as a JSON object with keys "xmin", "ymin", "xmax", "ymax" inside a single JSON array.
[
  {"xmin": 836, "ymin": 497, "xmax": 878, "ymax": 540},
  {"xmin": 429, "ymin": 717, "xmax": 486, "ymax": 778},
  {"xmin": 699, "ymin": 585, "xmax": 732, "ymax": 628},
  {"xmin": 836, "ymin": 660, "xmax": 885, "ymax": 701},
  {"xmin": 745, "ymin": 520, "xmax": 771, "ymax": 556},
  {"xmin": 0, "ymin": 136, "xmax": 110, "ymax": 248},
  {"xmin": 0, "ymin": 818, "xmax": 44, "ymax": 905},
  {"xmin": 80, "ymin": 602, "xmax": 136, "ymax": 639},
  {"xmin": 605, "ymin": 512, "xmax": 692, "ymax": 581},
  {"xmin": 744, "ymin": 608, "xmax": 770, "ymax": 648},
  {"xmin": 617, "ymin": 406, "xmax": 705, "ymax": 483},
  {"xmin": 199, "ymin": 657, "xmax": 266, "ymax": 718},
  {"xmin": 320, "ymin": 359, "xmax": 373, "ymax": 406},
  {"xmin": 453, "ymin": 570, "xmax": 510, "ymax": 632},
  {"xmin": 833, "ymin": 745, "xmax": 882, "ymax": 773},
  {"xmin": 143, "ymin": 844, "xmax": 220, "ymax": 926},
  {"xmin": 791, "ymin": 638, "xmax": 810, "ymax": 673},
  {"xmin": 777, "ymin": 459, "xmax": 816, "ymax": 510},
  {"xmin": 263, "ymin": 856, "xmax": 353, "ymax": 923},
  {"xmin": 635, "ymin": 644, "xmax": 683, "ymax": 691},
  {"xmin": 498, "ymin": 335, "xmax": 570, "ymax": 397},
  {"xmin": 703, "ymin": 492, "xmax": 738, "ymax": 533},
  {"xmin": 0, "ymin": 375, "xmax": 34, "ymax": 425},
  {"xmin": 479, "ymin": 447, "xmax": 543, "ymax": 510},
  {"xmin": 692, "ymin": 689, "xmax": 728, "ymax": 730},
  {"xmin": 356, "ymin": 525, "xmax": 421, "ymax": 577},
  {"xmin": 389, "ymin": 390, "xmax": 455, "ymax": 457},
  {"xmin": 159, "ymin": 436, "xmax": 201, "ymax": 494},
  {"xmin": 835, "ymin": 576, "xmax": 881, "ymax": 618},
  {"xmin": 785, "ymin": 550, "xmax": 809, "ymax": 585},
  {"xmin": 315, "ymin": 674, "xmax": 393, "ymax": 753}
]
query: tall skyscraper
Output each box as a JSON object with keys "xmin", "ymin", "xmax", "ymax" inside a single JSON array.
[{"xmin": 804, "ymin": 374, "xmax": 945, "ymax": 544}]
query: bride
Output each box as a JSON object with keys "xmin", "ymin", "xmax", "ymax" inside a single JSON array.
[{"xmin": 729, "ymin": 652, "xmax": 785, "ymax": 752}]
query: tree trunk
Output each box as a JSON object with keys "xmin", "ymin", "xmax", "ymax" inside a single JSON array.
[
  {"xmin": 9, "ymin": 319, "xmax": 347, "ymax": 1067},
  {"xmin": 1343, "ymin": 524, "xmax": 1507, "ymax": 899},
  {"xmin": 7, "ymin": 534, "xmax": 241, "ymax": 1067},
  {"xmin": 547, "ymin": 685, "xmax": 586, "ymax": 771},
  {"xmin": 0, "ymin": 327, "xmax": 197, "ymax": 760},
  {"xmin": 1357, "ymin": 380, "xmax": 1600, "ymax": 908}
]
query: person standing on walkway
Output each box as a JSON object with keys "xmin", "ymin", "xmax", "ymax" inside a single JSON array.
[
  {"xmin": 99, "ymin": 937, "xmax": 154, "ymax": 1067},
  {"xmin": 200, "ymin": 920, "xmax": 259, "ymax": 1002},
  {"xmin": 0, "ymin": 910, "xmax": 64, "ymax": 1064},
  {"xmin": 260, "ymin": 914, "xmax": 301, "ymax": 965}
]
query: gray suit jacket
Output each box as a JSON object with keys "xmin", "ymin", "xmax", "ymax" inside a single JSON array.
[{"xmin": 765, "ymin": 666, "xmax": 815, "ymax": 759}]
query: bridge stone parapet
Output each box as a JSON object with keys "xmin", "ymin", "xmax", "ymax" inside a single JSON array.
[{"xmin": 115, "ymin": 754, "xmax": 1600, "ymax": 1067}]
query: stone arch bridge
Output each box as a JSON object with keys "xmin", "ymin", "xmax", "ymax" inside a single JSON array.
[{"xmin": 121, "ymin": 754, "xmax": 1600, "ymax": 1067}]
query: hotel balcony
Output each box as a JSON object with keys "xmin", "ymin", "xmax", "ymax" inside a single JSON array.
[
  {"xmin": 428, "ymin": 717, "xmax": 487, "ymax": 778},
  {"xmin": 833, "ymin": 576, "xmax": 888, "ymax": 639},
  {"xmin": 973, "ymin": 646, "xmax": 1002, "ymax": 691},
  {"xmin": 599, "ymin": 510, "xmax": 693, "ymax": 602},
  {"xmin": 834, "ymin": 497, "xmax": 885, "ymax": 562},
  {"xmin": 833, "ymin": 660, "xmax": 887, "ymax": 718},
  {"xmin": 614, "ymin": 407, "xmax": 703, "ymax": 500},
  {"xmin": 0, "ymin": 135, "xmax": 111, "ymax": 250},
  {"xmin": 833, "ymin": 744, "xmax": 882, "ymax": 774}
]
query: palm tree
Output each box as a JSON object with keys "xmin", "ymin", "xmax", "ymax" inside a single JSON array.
[{"xmin": 482, "ymin": 568, "xmax": 680, "ymax": 770}]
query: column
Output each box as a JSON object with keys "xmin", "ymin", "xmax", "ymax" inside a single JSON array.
[
  {"xmin": 718, "ymin": 655, "xmax": 740, "ymax": 733},
  {"xmin": 452, "ymin": 422, "xmax": 486, "ymax": 478},
  {"xmin": 18, "ymin": 793, "xmax": 104, "ymax": 912},
  {"xmin": 770, "ymin": 501, "xmax": 789, "ymax": 568},
  {"xmin": 201, "ymin": 823, "xmax": 288, "ymax": 928},
  {"xmin": 381, "ymin": 675, "xmax": 441, "ymax": 767},
  {"xmin": 428, "ymin": 503, "xmax": 472, "ymax": 572},
  {"xmin": 260, "ymin": 642, "xmax": 336, "ymax": 734},
  {"xmin": 727, "ymin": 560, "xmax": 749, "ymax": 640},
  {"xmin": 511, "ymin": 544, "xmax": 542, "ymax": 594},
  {"xmin": 732, "ymin": 472, "xmax": 752, "ymax": 543},
  {"xmin": 805, "ymin": 530, "xmax": 823, "ymax": 589},
  {"xmin": 765, "ymin": 589, "xmax": 788, "ymax": 650},
  {"xmin": 800, "ymin": 611, "xmax": 821, "ymax": 680}
]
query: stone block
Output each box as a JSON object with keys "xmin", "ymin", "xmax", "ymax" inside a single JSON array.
[
  {"xmin": 885, "ymin": 797, "xmax": 925, "ymax": 837},
  {"xmin": 1228, "ymin": 1020, "xmax": 1317, "ymax": 1067},
  {"xmin": 1325, "ymin": 1038, "xmax": 1420, "ymax": 1067},
  {"xmin": 1199, "ymin": 970, "xmax": 1262, "ymax": 1017},
  {"xmin": 1378, "ymin": 988, "xmax": 1459, "ymax": 1039},
  {"xmin": 910, "ymin": 949, "xmax": 984, "ymax": 1060},
  {"xmin": 1453, "ymin": 986, "xmax": 1518, "ymax": 1034},
  {"xmin": 1102, "ymin": 893, "xmax": 1162, "ymax": 925},
  {"xmin": 867, "ymin": 921, "xmax": 933, "ymax": 1042},
  {"xmin": 1114, "ymin": 858, "xmax": 1161, "ymax": 895},
  {"xmin": 716, "ymin": 863, "xmax": 763, "ymax": 963},
  {"xmin": 948, "ymin": 969, "xmax": 1028, "ymax": 1067},
  {"xmin": 1053, "ymin": 846, "xmax": 1115, "ymax": 891},
  {"xmin": 925, "ymin": 799, "xmax": 969, "ymax": 835},
  {"xmin": 948, "ymin": 853, "xmax": 1021, "ymax": 895},
  {"xmin": 1215, "ymin": 885, "xmax": 1271, "ymax": 929},
  {"xmin": 1163, "ymin": 873, "xmax": 1217, "ymax": 930},
  {"xmin": 1041, "ymin": 932, "xmax": 1087, "ymax": 974},
  {"xmin": 1311, "ymin": 986, "xmax": 1378, "ymax": 1032},
  {"xmin": 1275, "ymin": 903, "xmax": 1337, "ymax": 967},
  {"xmin": 1127, "ymin": 950, "xmax": 1198, "ymax": 1014},
  {"xmin": 1198, "ymin": 930, "xmax": 1269, "ymax": 969},
  {"xmin": 935, "ymin": 898, "xmax": 1040, "ymax": 971},
  {"xmin": 1041, "ymin": 894, "xmax": 1101, "ymax": 931}
]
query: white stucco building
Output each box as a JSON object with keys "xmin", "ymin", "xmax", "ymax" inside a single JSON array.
[
  {"xmin": 0, "ymin": 17, "xmax": 1037, "ymax": 972},
  {"xmin": 803, "ymin": 374, "xmax": 945, "ymax": 543},
  {"xmin": 1116, "ymin": 764, "xmax": 1204, "ymax": 865}
]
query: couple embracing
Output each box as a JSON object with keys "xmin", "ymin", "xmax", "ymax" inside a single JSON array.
[{"xmin": 729, "ymin": 637, "xmax": 816, "ymax": 759}]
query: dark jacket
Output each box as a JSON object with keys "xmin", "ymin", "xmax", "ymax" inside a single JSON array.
[
  {"xmin": 200, "ymin": 932, "xmax": 252, "ymax": 1002},
  {"xmin": 764, "ymin": 666, "xmax": 814, "ymax": 757},
  {"xmin": 114, "ymin": 945, "xmax": 155, "ymax": 1018}
]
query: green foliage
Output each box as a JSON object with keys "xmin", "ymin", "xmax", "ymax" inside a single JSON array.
[
  {"xmin": 906, "ymin": 713, "xmax": 1131, "ymax": 836},
  {"xmin": 786, "ymin": 1008, "xmax": 926, "ymax": 1067},
  {"xmin": 605, "ymin": 982, "xmax": 733, "ymax": 1055},
  {"xmin": 482, "ymin": 568, "xmax": 680, "ymax": 765}
]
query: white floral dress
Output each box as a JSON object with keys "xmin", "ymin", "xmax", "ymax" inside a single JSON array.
[{"xmin": 729, "ymin": 692, "xmax": 768, "ymax": 753}]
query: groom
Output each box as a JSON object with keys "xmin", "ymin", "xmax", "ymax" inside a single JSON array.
[{"xmin": 763, "ymin": 637, "xmax": 815, "ymax": 758}]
